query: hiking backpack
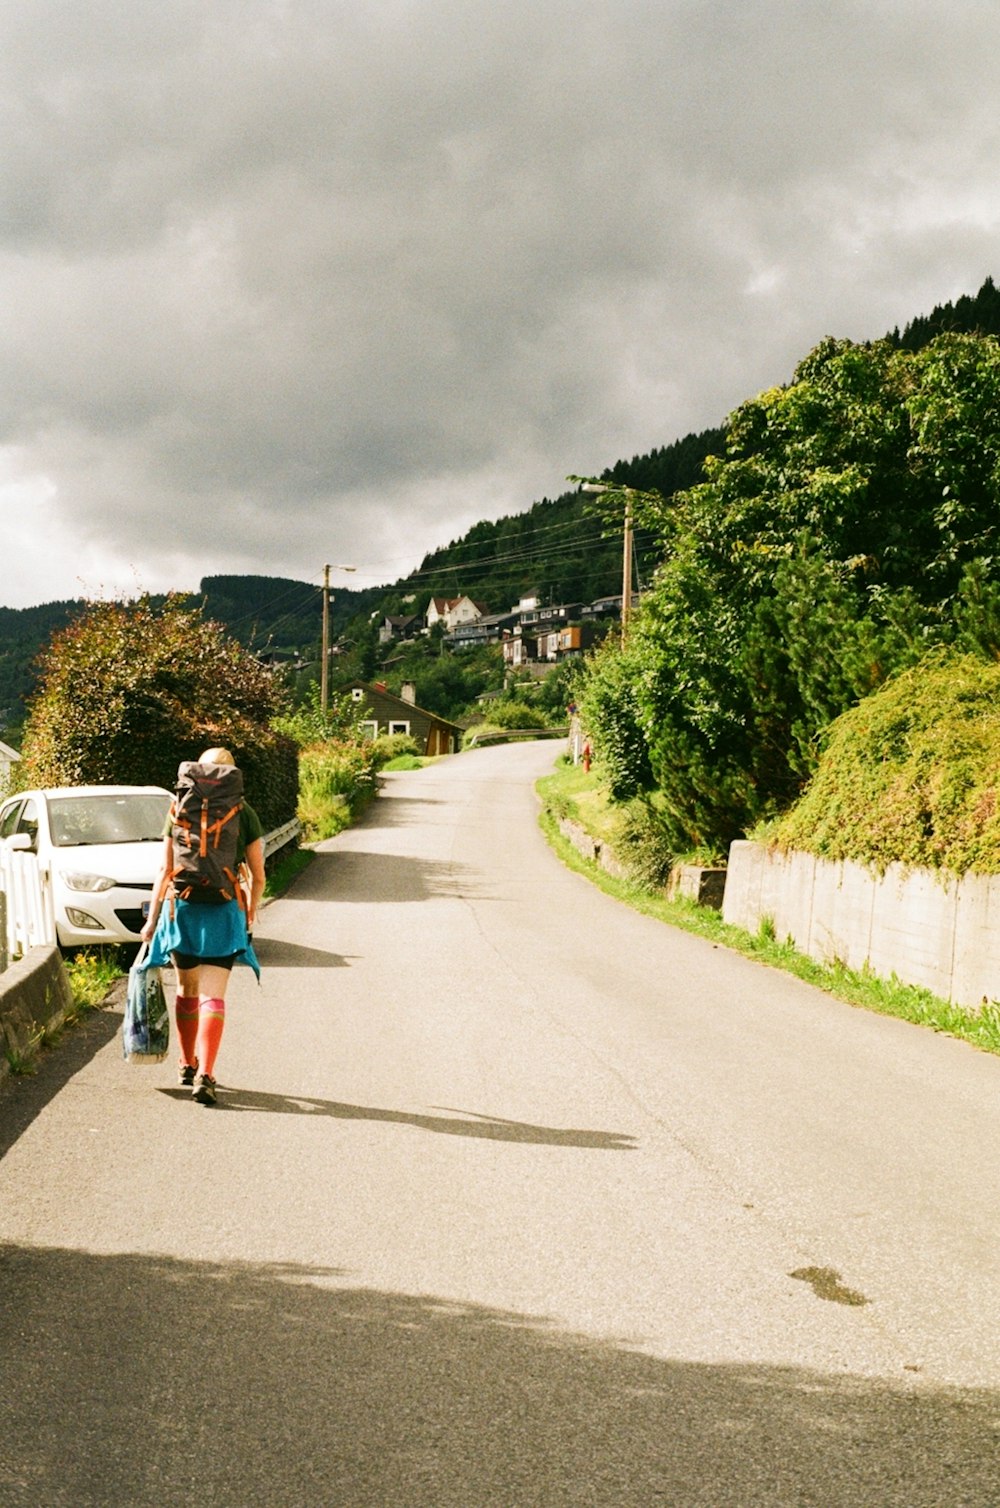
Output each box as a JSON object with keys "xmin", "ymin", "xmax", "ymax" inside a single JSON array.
[{"xmin": 169, "ymin": 760, "xmax": 245, "ymax": 903}]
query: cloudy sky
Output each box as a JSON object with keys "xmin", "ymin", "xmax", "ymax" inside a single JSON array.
[{"xmin": 2, "ymin": 0, "xmax": 998, "ymax": 610}]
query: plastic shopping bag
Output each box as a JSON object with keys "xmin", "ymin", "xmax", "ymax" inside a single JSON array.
[{"xmin": 122, "ymin": 942, "xmax": 170, "ymax": 1063}]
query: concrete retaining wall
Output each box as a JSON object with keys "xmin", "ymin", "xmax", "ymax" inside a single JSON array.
[
  {"xmin": 724, "ymin": 840, "xmax": 1000, "ymax": 1009},
  {"xmin": 667, "ymin": 863, "xmax": 727, "ymax": 910},
  {"xmin": 0, "ymin": 945, "xmax": 75, "ymax": 1079},
  {"xmin": 556, "ymin": 817, "xmax": 630, "ymax": 879},
  {"xmin": 557, "ymin": 820, "xmax": 729, "ymax": 896}
]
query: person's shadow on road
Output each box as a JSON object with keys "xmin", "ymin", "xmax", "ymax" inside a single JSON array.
[
  {"xmin": 156, "ymin": 1087, "xmax": 637, "ymax": 1149},
  {"xmin": 251, "ymin": 937, "xmax": 353, "ymax": 968}
]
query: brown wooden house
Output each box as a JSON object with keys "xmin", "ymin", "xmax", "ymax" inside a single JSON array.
[{"xmin": 345, "ymin": 680, "xmax": 463, "ymax": 756}]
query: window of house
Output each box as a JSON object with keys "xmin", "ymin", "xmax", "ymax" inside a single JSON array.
[
  {"xmin": 360, "ymin": 720, "xmax": 378, "ymax": 740},
  {"xmin": 388, "ymin": 720, "xmax": 411, "ymax": 737},
  {"xmin": 351, "ymin": 688, "xmax": 364, "ymax": 702}
]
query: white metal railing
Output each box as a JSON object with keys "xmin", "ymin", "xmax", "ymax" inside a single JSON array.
[
  {"xmin": 0, "ymin": 847, "xmax": 56, "ymax": 966},
  {"xmin": 263, "ymin": 818, "xmax": 301, "ymax": 860}
]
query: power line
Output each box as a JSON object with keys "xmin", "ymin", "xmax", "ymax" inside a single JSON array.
[
  {"xmin": 241, "ymin": 511, "xmax": 667, "ymax": 652},
  {"xmin": 404, "ymin": 527, "xmax": 662, "ymax": 587}
]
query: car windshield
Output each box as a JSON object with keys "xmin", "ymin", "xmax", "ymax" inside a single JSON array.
[{"xmin": 48, "ymin": 793, "xmax": 171, "ymax": 847}]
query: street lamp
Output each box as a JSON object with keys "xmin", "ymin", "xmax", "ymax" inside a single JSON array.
[{"xmin": 321, "ymin": 563, "xmax": 357, "ymax": 714}]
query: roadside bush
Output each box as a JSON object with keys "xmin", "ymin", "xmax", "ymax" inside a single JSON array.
[
  {"xmin": 235, "ymin": 733, "xmax": 300, "ymax": 834},
  {"xmin": 372, "ymin": 732, "xmax": 421, "ymax": 766},
  {"xmin": 615, "ymin": 801, "xmax": 676, "ymax": 890},
  {"xmin": 297, "ymin": 739, "xmax": 379, "ymax": 841},
  {"xmin": 578, "ymin": 635, "xmax": 654, "ymax": 803},
  {"xmin": 770, "ymin": 649, "xmax": 1000, "ymax": 874},
  {"xmin": 579, "ymin": 331, "xmax": 1000, "ymax": 852},
  {"xmin": 20, "ymin": 596, "xmax": 298, "ymax": 829},
  {"xmin": 272, "ymin": 685, "xmax": 364, "ymax": 747},
  {"xmin": 487, "ymin": 699, "xmax": 549, "ymax": 730}
]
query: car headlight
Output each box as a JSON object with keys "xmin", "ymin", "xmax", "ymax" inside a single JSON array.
[
  {"xmin": 64, "ymin": 908, "xmax": 105, "ymax": 930},
  {"xmin": 61, "ymin": 872, "xmax": 117, "ymax": 893}
]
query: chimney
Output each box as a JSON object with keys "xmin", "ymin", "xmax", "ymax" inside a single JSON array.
[{"xmin": 401, "ymin": 681, "xmax": 416, "ymax": 705}]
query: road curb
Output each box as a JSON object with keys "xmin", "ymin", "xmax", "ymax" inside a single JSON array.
[{"xmin": 0, "ymin": 945, "xmax": 74, "ymax": 1080}]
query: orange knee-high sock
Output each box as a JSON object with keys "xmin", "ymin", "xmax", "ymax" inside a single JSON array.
[
  {"xmin": 196, "ymin": 998, "xmax": 226, "ymax": 1079},
  {"xmin": 175, "ymin": 995, "xmax": 200, "ymax": 1067}
]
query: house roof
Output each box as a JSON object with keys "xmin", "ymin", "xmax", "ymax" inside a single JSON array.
[
  {"xmin": 0, "ymin": 740, "xmax": 20, "ymax": 761},
  {"xmin": 347, "ymin": 680, "xmax": 464, "ymax": 732},
  {"xmin": 428, "ymin": 595, "xmax": 488, "ymax": 615}
]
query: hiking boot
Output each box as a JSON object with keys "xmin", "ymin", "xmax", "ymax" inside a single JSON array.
[
  {"xmin": 178, "ymin": 1062, "xmax": 197, "ymax": 1088},
  {"xmin": 192, "ymin": 1074, "xmax": 217, "ymax": 1106}
]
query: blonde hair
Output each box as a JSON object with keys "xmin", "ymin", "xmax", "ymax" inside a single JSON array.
[{"xmin": 200, "ymin": 746, "xmax": 235, "ymax": 765}]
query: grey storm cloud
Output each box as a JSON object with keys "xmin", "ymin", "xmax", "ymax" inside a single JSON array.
[{"xmin": 1, "ymin": 0, "xmax": 999, "ymax": 605}]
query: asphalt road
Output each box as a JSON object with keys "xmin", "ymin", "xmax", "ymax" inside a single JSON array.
[{"xmin": 2, "ymin": 741, "xmax": 1000, "ymax": 1507}]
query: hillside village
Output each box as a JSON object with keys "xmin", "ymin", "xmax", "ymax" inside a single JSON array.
[{"xmin": 377, "ymin": 590, "xmax": 625, "ymax": 669}]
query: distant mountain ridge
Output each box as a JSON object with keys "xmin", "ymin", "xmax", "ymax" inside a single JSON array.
[{"xmin": 2, "ymin": 276, "xmax": 997, "ymax": 734}]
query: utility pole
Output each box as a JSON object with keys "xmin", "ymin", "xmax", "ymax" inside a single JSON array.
[
  {"xmin": 320, "ymin": 563, "xmax": 330, "ymax": 715},
  {"xmin": 579, "ymin": 480, "xmax": 635, "ymax": 645},
  {"xmin": 620, "ymin": 490, "xmax": 633, "ymax": 642},
  {"xmin": 320, "ymin": 563, "xmax": 358, "ymax": 715}
]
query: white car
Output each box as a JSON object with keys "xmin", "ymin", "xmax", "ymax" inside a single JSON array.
[{"xmin": 0, "ymin": 785, "xmax": 172, "ymax": 948}]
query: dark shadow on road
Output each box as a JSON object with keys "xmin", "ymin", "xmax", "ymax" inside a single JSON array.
[
  {"xmin": 1, "ymin": 1242, "xmax": 998, "ymax": 1508},
  {"xmin": 0, "ymin": 995, "xmax": 122, "ymax": 1162},
  {"xmin": 283, "ymin": 849, "xmax": 491, "ymax": 904},
  {"xmin": 154, "ymin": 1087, "xmax": 637, "ymax": 1148},
  {"xmin": 251, "ymin": 937, "xmax": 352, "ymax": 968},
  {"xmin": 366, "ymin": 793, "xmax": 455, "ymax": 828}
]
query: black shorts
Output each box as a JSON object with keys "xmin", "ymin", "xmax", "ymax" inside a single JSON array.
[{"xmin": 170, "ymin": 951, "xmax": 237, "ymax": 972}]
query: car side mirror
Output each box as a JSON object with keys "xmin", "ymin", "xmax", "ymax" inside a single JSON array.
[{"xmin": 5, "ymin": 833, "xmax": 33, "ymax": 852}]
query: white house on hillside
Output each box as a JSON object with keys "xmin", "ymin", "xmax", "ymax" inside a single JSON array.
[{"xmin": 425, "ymin": 595, "xmax": 486, "ymax": 632}]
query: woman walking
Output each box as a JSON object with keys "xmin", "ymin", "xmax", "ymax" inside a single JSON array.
[{"xmin": 141, "ymin": 748, "xmax": 264, "ymax": 1105}]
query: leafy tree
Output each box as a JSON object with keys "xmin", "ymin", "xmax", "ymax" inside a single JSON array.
[
  {"xmin": 362, "ymin": 636, "xmax": 505, "ymax": 722},
  {"xmin": 271, "ymin": 683, "xmax": 366, "ymax": 747},
  {"xmin": 408, "ymin": 651, "xmax": 503, "ymax": 721},
  {"xmin": 536, "ymin": 658, "xmax": 584, "ymax": 719},
  {"xmin": 20, "ymin": 596, "xmax": 298, "ymax": 829},
  {"xmin": 578, "ymin": 635, "xmax": 654, "ymax": 803},
  {"xmin": 953, "ymin": 558, "xmax": 1000, "ymax": 660}
]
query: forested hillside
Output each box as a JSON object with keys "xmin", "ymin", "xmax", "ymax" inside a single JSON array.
[
  {"xmin": 405, "ymin": 428, "xmax": 723, "ymax": 612},
  {"xmin": 889, "ymin": 274, "xmax": 1000, "ymax": 351},
  {"xmin": 197, "ymin": 575, "xmax": 376, "ymax": 657},
  {"xmin": 0, "ymin": 601, "xmax": 78, "ymax": 736}
]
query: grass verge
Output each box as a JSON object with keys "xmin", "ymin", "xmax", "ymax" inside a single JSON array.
[
  {"xmin": 64, "ymin": 948, "xmax": 123, "ymax": 1012},
  {"xmin": 537, "ymin": 794, "xmax": 1000, "ymax": 1059}
]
